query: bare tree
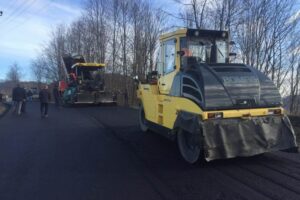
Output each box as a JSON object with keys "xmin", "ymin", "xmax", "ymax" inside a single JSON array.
[
  {"xmin": 175, "ymin": 0, "xmax": 208, "ymax": 28},
  {"xmin": 110, "ymin": 0, "xmax": 120, "ymax": 75},
  {"xmin": 31, "ymin": 58, "xmax": 45, "ymax": 89},
  {"xmin": 32, "ymin": 0, "xmax": 168, "ymax": 105},
  {"xmin": 6, "ymin": 62, "xmax": 22, "ymax": 84}
]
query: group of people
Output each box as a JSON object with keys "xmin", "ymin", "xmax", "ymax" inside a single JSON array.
[{"xmin": 12, "ymin": 84, "xmax": 53, "ymax": 118}]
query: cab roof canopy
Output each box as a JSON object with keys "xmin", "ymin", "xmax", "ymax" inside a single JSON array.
[
  {"xmin": 62, "ymin": 54, "xmax": 105, "ymax": 72},
  {"xmin": 160, "ymin": 28, "xmax": 229, "ymax": 40},
  {"xmin": 71, "ymin": 62, "xmax": 106, "ymax": 69}
]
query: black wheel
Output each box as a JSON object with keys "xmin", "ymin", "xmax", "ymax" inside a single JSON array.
[
  {"xmin": 139, "ymin": 105, "xmax": 148, "ymax": 132},
  {"xmin": 251, "ymin": 153, "xmax": 265, "ymax": 158},
  {"xmin": 177, "ymin": 128, "xmax": 201, "ymax": 164},
  {"xmin": 62, "ymin": 100, "xmax": 69, "ymax": 107},
  {"xmin": 281, "ymin": 147, "xmax": 299, "ymax": 153}
]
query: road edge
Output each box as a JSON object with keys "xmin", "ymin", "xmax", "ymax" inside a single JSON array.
[{"xmin": 0, "ymin": 103, "xmax": 11, "ymax": 119}]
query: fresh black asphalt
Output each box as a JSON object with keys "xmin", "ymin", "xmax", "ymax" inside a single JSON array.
[{"xmin": 0, "ymin": 102, "xmax": 300, "ymax": 200}]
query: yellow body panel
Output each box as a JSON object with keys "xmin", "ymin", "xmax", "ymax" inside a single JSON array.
[
  {"xmin": 158, "ymin": 71, "xmax": 177, "ymax": 94},
  {"xmin": 139, "ymin": 83, "xmax": 282, "ymax": 129},
  {"xmin": 201, "ymin": 108, "xmax": 283, "ymax": 120},
  {"xmin": 160, "ymin": 29, "xmax": 187, "ymax": 41},
  {"xmin": 72, "ymin": 62, "xmax": 106, "ymax": 69}
]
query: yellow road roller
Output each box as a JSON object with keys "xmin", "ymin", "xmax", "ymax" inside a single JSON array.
[{"xmin": 137, "ymin": 28, "xmax": 298, "ymax": 163}]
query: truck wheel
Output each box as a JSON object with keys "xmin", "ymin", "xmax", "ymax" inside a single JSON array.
[
  {"xmin": 177, "ymin": 128, "xmax": 201, "ymax": 164},
  {"xmin": 139, "ymin": 106, "xmax": 148, "ymax": 132}
]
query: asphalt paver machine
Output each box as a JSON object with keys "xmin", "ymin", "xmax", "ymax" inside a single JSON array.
[
  {"xmin": 61, "ymin": 54, "xmax": 115, "ymax": 105},
  {"xmin": 137, "ymin": 29, "xmax": 298, "ymax": 163}
]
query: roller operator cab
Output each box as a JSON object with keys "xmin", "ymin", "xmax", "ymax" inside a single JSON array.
[{"xmin": 137, "ymin": 29, "xmax": 298, "ymax": 164}]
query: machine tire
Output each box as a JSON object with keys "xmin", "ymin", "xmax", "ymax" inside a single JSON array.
[
  {"xmin": 281, "ymin": 147, "xmax": 299, "ymax": 153},
  {"xmin": 177, "ymin": 128, "xmax": 201, "ymax": 164},
  {"xmin": 139, "ymin": 105, "xmax": 148, "ymax": 132},
  {"xmin": 62, "ymin": 99, "xmax": 70, "ymax": 107}
]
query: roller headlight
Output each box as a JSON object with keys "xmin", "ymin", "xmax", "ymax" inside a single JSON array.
[
  {"xmin": 268, "ymin": 109, "xmax": 282, "ymax": 115},
  {"xmin": 207, "ymin": 112, "xmax": 223, "ymax": 119}
]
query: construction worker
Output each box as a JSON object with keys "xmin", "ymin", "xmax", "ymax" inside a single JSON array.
[
  {"xmin": 20, "ymin": 87, "xmax": 28, "ymax": 114},
  {"xmin": 12, "ymin": 83, "xmax": 26, "ymax": 115},
  {"xmin": 27, "ymin": 90, "xmax": 33, "ymax": 101},
  {"xmin": 53, "ymin": 83, "xmax": 60, "ymax": 108},
  {"xmin": 39, "ymin": 85, "xmax": 51, "ymax": 118},
  {"xmin": 124, "ymin": 89, "xmax": 128, "ymax": 106}
]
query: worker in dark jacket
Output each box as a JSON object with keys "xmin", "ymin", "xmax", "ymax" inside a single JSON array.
[
  {"xmin": 52, "ymin": 84, "xmax": 60, "ymax": 108},
  {"xmin": 39, "ymin": 85, "xmax": 51, "ymax": 118},
  {"xmin": 12, "ymin": 84, "xmax": 26, "ymax": 115},
  {"xmin": 27, "ymin": 90, "xmax": 33, "ymax": 101},
  {"xmin": 21, "ymin": 87, "xmax": 27, "ymax": 113}
]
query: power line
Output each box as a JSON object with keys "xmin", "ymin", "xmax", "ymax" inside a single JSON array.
[
  {"xmin": 5, "ymin": 0, "xmax": 20, "ymax": 12},
  {"xmin": 0, "ymin": 0, "xmax": 38, "ymax": 26},
  {"xmin": 0, "ymin": 0, "xmax": 20, "ymax": 20},
  {"xmin": 2, "ymin": 1, "xmax": 54, "ymax": 36},
  {"xmin": 5, "ymin": 0, "xmax": 19, "ymax": 8},
  {"xmin": 0, "ymin": 0, "xmax": 29, "ymax": 24}
]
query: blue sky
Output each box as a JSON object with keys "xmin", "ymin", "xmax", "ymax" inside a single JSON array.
[
  {"xmin": 0, "ymin": 0, "xmax": 178, "ymax": 81},
  {"xmin": 0, "ymin": 0, "xmax": 83, "ymax": 81},
  {"xmin": 0, "ymin": 0, "xmax": 298, "ymax": 81}
]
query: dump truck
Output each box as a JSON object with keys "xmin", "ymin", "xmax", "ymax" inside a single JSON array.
[
  {"xmin": 61, "ymin": 54, "xmax": 115, "ymax": 105},
  {"xmin": 137, "ymin": 29, "xmax": 298, "ymax": 163}
]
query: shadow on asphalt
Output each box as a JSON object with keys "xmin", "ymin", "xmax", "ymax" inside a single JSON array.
[{"xmin": 63, "ymin": 103, "xmax": 118, "ymax": 109}]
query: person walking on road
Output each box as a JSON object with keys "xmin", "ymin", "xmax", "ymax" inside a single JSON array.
[
  {"xmin": 12, "ymin": 83, "xmax": 26, "ymax": 115},
  {"xmin": 124, "ymin": 89, "xmax": 128, "ymax": 107},
  {"xmin": 39, "ymin": 85, "xmax": 51, "ymax": 118},
  {"xmin": 52, "ymin": 83, "xmax": 60, "ymax": 108},
  {"xmin": 21, "ymin": 87, "xmax": 27, "ymax": 114},
  {"xmin": 27, "ymin": 90, "xmax": 33, "ymax": 101}
]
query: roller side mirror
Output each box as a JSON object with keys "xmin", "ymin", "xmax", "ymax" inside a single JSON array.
[
  {"xmin": 147, "ymin": 71, "xmax": 158, "ymax": 85},
  {"xmin": 133, "ymin": 75, "xmax": 139, "ymax": 84},
  {"xmin": 177, "ymin": 50, "xmax": 185, "ymax": 57},
  {"xmin": 229, "ymin": 52, "xmax": 237, "ymax": 57}
]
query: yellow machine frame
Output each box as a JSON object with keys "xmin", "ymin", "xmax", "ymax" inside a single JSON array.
[{"xmin": 71, "ymin": 62, "xmax": 106, "ymax": 69}]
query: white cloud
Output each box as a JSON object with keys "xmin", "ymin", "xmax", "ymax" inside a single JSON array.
[
  {"xmin": 292, "ymin": 46, "xmax": 300, "ymax": 55},
  {"xmin": 287, "ymin": 9, "xmax": 300, "ymax": 24},
  {"xmin": 0, "ymin": 0, "xmax": 83, "ymax": 80},
  {"xmin": 51, "ymin": 2, "xmax": 82, "ymax": 16}
]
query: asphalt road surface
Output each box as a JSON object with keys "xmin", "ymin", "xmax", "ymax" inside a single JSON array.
[{"xmin": 0, "ymin": 102, "xmax": 300, "ymax": 200}]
